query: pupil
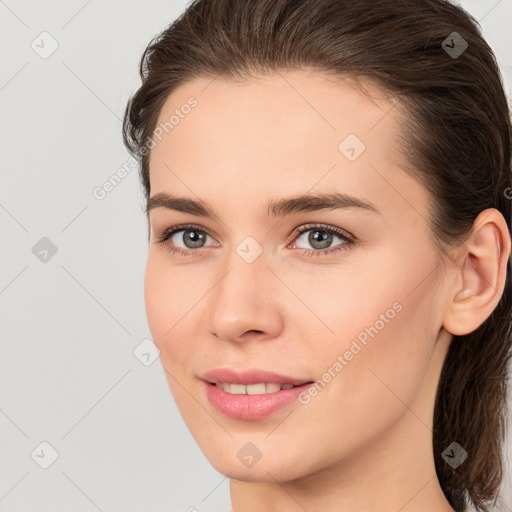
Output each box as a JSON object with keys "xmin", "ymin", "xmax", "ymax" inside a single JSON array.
[
  {"xmin": 310, "ymin": 230, "xmax": 332, "ymax": 249},
  {"xmin": 184, "ymin": 230, "xmax": 205, "ymax": 248}
]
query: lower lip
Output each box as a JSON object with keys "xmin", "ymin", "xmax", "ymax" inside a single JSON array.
[{"xmin": 201, "ymin": 380, "xmax": 314, "ymax": 420}]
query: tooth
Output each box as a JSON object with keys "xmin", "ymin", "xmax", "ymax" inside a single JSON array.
[
  {"xmin": 216, "ymin": 382, "xmax": 298, "ymax": 394},
  {"xmin": 229, "ymin": 384, "xmax": 247, "ymax": 394},
  {"xmin": 246, "ymin": 383, "xmax": 267, "ymax": 395}
]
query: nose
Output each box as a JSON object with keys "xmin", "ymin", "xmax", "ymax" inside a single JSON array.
[{"xmin": 206, "ymin": 249, "xmax": 284, "ymax": 344}]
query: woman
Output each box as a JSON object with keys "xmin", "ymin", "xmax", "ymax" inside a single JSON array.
[{"xmin": 122, "ymin": 1, "xmax": 512, "ymax": 510}]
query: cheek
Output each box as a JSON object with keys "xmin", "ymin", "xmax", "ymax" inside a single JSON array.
[
  {"xmin": 317, "ymin": 309, "xmax": 433, "ymax": 459},
  {"xmin": 144, "ymin": 257, "xmax": 201, "ymax": 413},
  {"xmin": 143, "ymin": 256, "xmax": 195, "ymax": 363},
  {"xmin": 299, "ymin": 244, "xmax": 439, "ymax": 407},
  {"xmin": 144, "ymin": 257, "xmax": 170, "ymax": 343},
  {"xmin": 143, "ymin": 253, "xmax": 200, "ymax": 334}
]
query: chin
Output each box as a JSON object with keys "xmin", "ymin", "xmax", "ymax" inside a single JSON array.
[{"xmin": 202, "ymin": 443, "xmax": 313, "ymax": 483}]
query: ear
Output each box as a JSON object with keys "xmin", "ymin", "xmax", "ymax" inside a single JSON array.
[{"xmin": 442, "ymin": 208, "xmax": 511, "ymax": 336}]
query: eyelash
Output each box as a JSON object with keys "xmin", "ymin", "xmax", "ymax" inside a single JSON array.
[{"xmin": 155, "ymin": 223, "xmax": 356, "ymax": 258}]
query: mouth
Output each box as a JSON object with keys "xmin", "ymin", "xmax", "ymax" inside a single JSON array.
[
  {"xmin": 204, "ymin": 381, "xmax": 315, "ymax": 395},
  {"xmin": 201, "ymin": 379, "xmax": 317, "ymax": 420},
  {"xmin": 200, "ymin": 368, "xmax": 315, "ymax": 388},
  {"xmin": 199, "ymin": 369, "xmax": 316, "ymax": 419}
]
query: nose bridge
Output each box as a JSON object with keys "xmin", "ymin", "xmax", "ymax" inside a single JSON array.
[
  {"xmin": 221, "ymin": 232, "xmax": 270, "ymax": 292},
  {"xmin": 213, "ymin": 240, "xmax": 268, "ymax": 313},
  {"xmin": 206, "ymin": 237, "xmax": 282, "ymax": 341}
]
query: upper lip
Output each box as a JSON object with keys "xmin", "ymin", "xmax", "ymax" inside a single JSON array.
[{"xmin": 200, "ymin": 368, "xmax": 314, "ymax": 386}]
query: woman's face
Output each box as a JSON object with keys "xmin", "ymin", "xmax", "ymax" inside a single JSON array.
[{"xmin": 144, "ymin": 69, "xmax": 453, "ymax": 481}]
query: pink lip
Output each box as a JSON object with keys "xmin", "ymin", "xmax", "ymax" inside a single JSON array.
[
  {"xmin": 201, "ymin": 380, "xmax": 315, "ymax": 420},
  {"xmin": 199, "ymin": 368, "xmax": 313, "ymax": 386},
  {"xmin": 199, "ymin": 368, "xmax": 316, "ymax": 420}
]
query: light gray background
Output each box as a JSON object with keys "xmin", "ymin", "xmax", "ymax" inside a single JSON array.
[{"xmin": 1, "ymin": 1, "xmax": 511, "ymax": 511}]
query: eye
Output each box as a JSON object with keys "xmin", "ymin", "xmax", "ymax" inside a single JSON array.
[
  {"xmin": 154, "ymin": 223, "xmax": 356, "ymax": 257},
  {"xmin": 289, "ymin": 223, "xmax": 355, "ymax": 257},
  {"xmin": 155, "ymin": 224, "xmax": 217, "ymax": 256}
]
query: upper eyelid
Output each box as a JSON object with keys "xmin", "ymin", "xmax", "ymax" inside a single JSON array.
[
  {"xmin": 295, "ymin": 223, "xmax": 353, "ymax": 239},
  {"xmin": 156, "ymin": 223, "xmax": 216, "ymax": 242},
  {"xmin": 156, "ymin": 222, "xmax": 354, "ymax": 245}
]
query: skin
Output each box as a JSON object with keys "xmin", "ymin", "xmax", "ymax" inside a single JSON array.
[{"xmin": 144, "ymin": 69, "xmax": 511, "ymax": 512}]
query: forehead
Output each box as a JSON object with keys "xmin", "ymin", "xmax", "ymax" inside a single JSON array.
[
  {"xmin": 147, "ymin": 70, "xmax": 425, "ymax": 221},
  {"xmin": 150, "ymin": 69, "xmax": 402, "ymax": 163}
]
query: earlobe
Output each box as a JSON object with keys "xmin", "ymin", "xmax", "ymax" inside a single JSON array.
[{"xmin": 443, "ymin": 208, "xmax": 511, "ymax": 337}]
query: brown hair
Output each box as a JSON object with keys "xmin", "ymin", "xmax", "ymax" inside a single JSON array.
[{"xmin": 122, "ymin": 1, "xmax": 512, "ymax": 510}]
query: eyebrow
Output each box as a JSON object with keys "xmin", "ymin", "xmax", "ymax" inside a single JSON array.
[{"xmin": 146, "ymin": 191, "xmax": 380, "ymax": 218}]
